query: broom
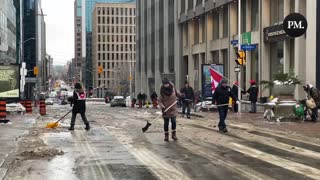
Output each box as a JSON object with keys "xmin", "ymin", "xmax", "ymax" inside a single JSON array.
[
  {"xmin": 45, "ymin": 109, "xmax": 73, "ymax": 129},
  {"xmin": 142, "ymin": 101, "xmax": 177, "ymax": 133}
]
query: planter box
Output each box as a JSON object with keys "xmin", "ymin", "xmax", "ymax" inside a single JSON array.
[{"xmin": 273, "ymin": 84, "xmax": 295, "ymax": 96}]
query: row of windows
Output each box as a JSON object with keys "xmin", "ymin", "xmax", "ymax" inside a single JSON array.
[
  {"xmin": 97, "ymin": 35, "xmax": 135, "ymax": 43},
  {"xmin": 97, "ymin": 52, "xmax": 135, "ymax": 61},
  {"xmin": 97, "ymin": 7, "xmax": 136, "ymax": 16},
  {"xmin": 97, "ymin": 16, "xmax": 135, "ymax": 25},
  {"xmin": 97, "ymin": 62, "xmax": 134, "ymax": 70},
  {"xmin": 97, "ymin": 44, "xmax": 135, "ymax": 52},
  {"xmin": 97, "ymin": 25, "xmax": 136, "ymax": 34}
]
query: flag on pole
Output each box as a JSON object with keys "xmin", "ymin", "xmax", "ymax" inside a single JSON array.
[{"xmin": 209, "ymin": 68, "xmax": 223, "ymax": 93}]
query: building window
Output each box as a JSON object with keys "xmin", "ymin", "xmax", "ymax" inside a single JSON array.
[
  {"xmin": 194, "ymin": 19, "xmax": 200, "ymax": 44},
  {"xmin": 241, "ymin": 0, "xmax": 246, "ymax": 33},
  {"xmin": 188, "ymin": 0, "xmax": 193, "ymax": 10},
  {"xmin": 270, "ymin": 0, "xmax": 284, "ymax": 24},
  {"xmin": 251, "ymin": 0, "xmax": 259, "ymax": 31},
  {"xmin": 223, "ymin": 5, "xmax": 228, "ymax": 37},
  {"xmin": 212, "ymin": 11, "xmax": 219, "ymax": 40},
  {"xmin": 222, "ymin": 49, "xmax": 228, "ymax": 78},
  {"xmin": 196, "ymin": 0, "xmax": 202, "ymax": 6},
  {"xmin": 270, "ymin": 41, "xmax": 284, "ymax": 78}
]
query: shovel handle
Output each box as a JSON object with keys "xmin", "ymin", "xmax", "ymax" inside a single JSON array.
[
  {"xmin": 55, "ymin": 109, "xmax": 73, "ymax": 123},
  {"xmin": 150, "ymin": 101, "xmax": 178, "ymax": 124}
]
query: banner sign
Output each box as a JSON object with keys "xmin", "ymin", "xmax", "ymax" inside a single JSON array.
[
  {"xmin": 0, "ymin": 65, "xmax": 20, "ymax": 98},
  {"xmin": 202, "ymin": 64, "xmax": 224, "ymax": 98}
]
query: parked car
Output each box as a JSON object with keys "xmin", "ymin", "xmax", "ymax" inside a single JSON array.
[
  {"xmin": 45, "ymin": 98, "xmax": 54, "ymax": 105},
  {"xmin": 110, "ymin": 96, "xmax": 126, "ymax": 107}
]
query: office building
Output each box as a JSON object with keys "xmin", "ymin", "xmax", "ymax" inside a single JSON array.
[
  {"xmin": 92, "ymin": 2, "xmax": 136, "ymax": 95},
  {"xmin": 177, "ymin": 0, "xmax": 317, "ymax": 100},
  {"xmin": 135, "ymin": 0, "xmax": 179, "ymax": 97},
  {"xmin": 0, "ymin": 0, "xmax": 17, "ymax": 64}
]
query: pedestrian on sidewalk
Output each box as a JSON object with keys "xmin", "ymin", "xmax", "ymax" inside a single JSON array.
[
  {"xmin": 158, "ymin": 78, "xmax": 180, "ymax": 141},
  {"xmin": 231, "ymin": 81, "xmax": 244, "ymax": 113},
  {"xmin": 247, "ymin": 80, "xmax": 259, "ymax": 113},
  {"xmin": 68, "ymin": 83, "xmax": 90, "ymax": 131},
  {"xmin": 150, "ymin": 91, "xmax": 158, "ymax": 108},
  {"xmin": 303, "ymin": 84, "xmax": 319, "ymax": 123},
  {"xmin": 180, "ymin": 81, "xmax": 194, "ymax": 118},
  {"xmin": 212, "ymin": 79, "xmax": 239, "ymax": 133},
  {"xmin": 137, "ymin": 92, "xmax": 143, "ymax": 108}
]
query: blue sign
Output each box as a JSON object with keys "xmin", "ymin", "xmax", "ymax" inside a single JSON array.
[
  {"xmin": 231, "ymin": 40, "xmax": 238, "ymax": 46},
  {"xmin": 241, "ymin": 44, "xmax": 257, "ymax": 51}
]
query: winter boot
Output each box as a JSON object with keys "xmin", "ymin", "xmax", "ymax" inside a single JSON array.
[
  {"xmin": 172, "ymin": 130, "xmax": 178, "ymax": 141},
  {"xmin": 222, "ymin": 128, "xmax": 228, "ymax": 133},
  {"xmin": 164, "ymin": 132, "xmax": 169, "ymax": 141},
  {"xmin": 85, "ymin": 123, "xmax": 90, "ymax": 130},
  {"xmin": 68, "ymin": 125, "xmax": 75, "ymax": 131}
]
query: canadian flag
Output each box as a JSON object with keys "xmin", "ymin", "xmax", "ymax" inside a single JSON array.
[{"xmin": 209, "ymin": 68, "xmax": 223, "ymax": 93}]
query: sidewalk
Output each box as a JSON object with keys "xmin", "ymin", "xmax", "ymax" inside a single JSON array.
[
  {"xmin": 186, "ymin": 110, "xmax": 320, "ymax": 139},
  {"xmin": 0, "ymin": 113, "xmax": 38, "ymax": 180}
]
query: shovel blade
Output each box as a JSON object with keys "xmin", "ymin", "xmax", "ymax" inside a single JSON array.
[{"xmin": 142, "ymin": 121, "xmax": 152, "ymax": 133}]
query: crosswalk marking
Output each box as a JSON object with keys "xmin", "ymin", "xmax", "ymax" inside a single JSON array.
[
  {"xmin": 0, "ymin": 168, "xmax": 7, "ymax": 180},
  {"xmin": 226, "ymin": 142, "xmax": 320, "ymax": 180},
  {"xmin": 179, "ymin": 142, "xmax": 275, "ymax": 180},
  {"xmin": 105, "ymin": 127, "xmax": 191, "ymax": 180},
  {"xmin": 234, "ymin": 131, "xmax": 320, "ymax": 160},
  {"xmin": 229, "ymin": 123, "xmax": 320, "ymax": 148}
]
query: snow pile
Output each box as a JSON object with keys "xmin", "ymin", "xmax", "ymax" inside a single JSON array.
[
  {"xmin": 19, "ymin": 147, "xmax": 64, "ymax": 159},
  {"xmin": 6, "ymin": 103, "xmax": 26, "ymax": 113}
]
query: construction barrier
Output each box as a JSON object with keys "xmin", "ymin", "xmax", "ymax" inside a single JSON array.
[
  {"xmin": 0, "ymin": 100, "xmax": 6, "ymax": 120},
  {"xmin": 152, "ymin": 99, "xmax": 158, "ymax": 109},
  {"xmin": 25, "ymin": 100, "xmax": 32, "ymax": 114},
  {"xmin": 40, "ymin": 99, "xmax": 46, "ymax": 116},
  {"xmin": 20, "ymin": 100, "xmax": 25, "ymax": 108}
]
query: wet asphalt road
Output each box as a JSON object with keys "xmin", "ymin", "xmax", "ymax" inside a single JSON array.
[{"xmin": 4, "ymin": 102, "xmax": 320, "ymax": 180}]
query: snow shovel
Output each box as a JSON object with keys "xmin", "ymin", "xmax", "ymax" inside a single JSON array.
[
  {"xmin": 45, "ymin": 109, "xmax": 72, "ymax": 129},
  {"xmin": 142, "ymin": 101, "xmax": 177, "ymax": 133}
]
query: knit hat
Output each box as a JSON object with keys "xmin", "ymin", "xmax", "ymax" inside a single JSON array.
[
  {"xmin": 162, "ymin": 78, "xmax": 170, "ymax": 84},
  {"xmin": 249, "ymin": 80, "xmax": 256, "ymax": 85},
  {"xmin": 221, "ymin": 79, "xmax": 228, "ymax": 84},
  {"xmin": 75, "ymin": 83, "xmax": 82, "ymax": 90}
]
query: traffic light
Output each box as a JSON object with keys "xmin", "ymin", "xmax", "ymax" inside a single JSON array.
[
  {"xmin": 98, "ymin": 66, "xmax": 103, "ymax": 74},
  {"xmin": 33, "ymin": 66, "xmax": 39, "ymax": 76},
  {"xmin": 235, "ymin": 50, "xmax": 246, "ymax": 65}
]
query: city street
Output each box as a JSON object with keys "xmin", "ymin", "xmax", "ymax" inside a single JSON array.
[{"xmin": 1, "ymin": 102, "xmax": 320, "ymax": 180}]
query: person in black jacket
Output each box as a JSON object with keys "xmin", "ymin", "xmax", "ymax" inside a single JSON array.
[
  {"xmin": 231, "ymin": 81, "xmax": 245, "ymax": 113},
  {"xmin": 68, "ymin": 83, "xmax": 90, "ymax": 131},
  {"xmin": 212, "ymin": 79, "xmax": 239, "ymax": 133},
  {"xmin": 247, "ymin": 80, "xmax": 259, "ymax": 113},
  {"xmin": 180, "ymin": 81, "xmax": 194, "ymax": 118}
]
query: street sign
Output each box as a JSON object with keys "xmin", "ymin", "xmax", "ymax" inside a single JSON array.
[
  {"xmin": 231, "ymin": 40, "xmax": 238, "ymax": 46},
  {"xmin": 235, "ymin": 67, "xmax": 241, "ymax": 72},
  {"xmin": 241, "ymin": 44, "xmax": 257, "ymax": 51},
  {"xmin": 242, "ymin": 32, "xmax": 252, "ymax": 44}
]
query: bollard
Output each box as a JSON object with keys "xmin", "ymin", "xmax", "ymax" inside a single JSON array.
[
  {"xmin": 131, "ymin": 99, "xmax": 136, "ymax": 108},
  {"xmin": 0, "ymin": 100, "xmax": 7, "ymax": 120},
  {"xmin": 146, "ymin": 100, "xmax": 149, "ymax": 108},
  {"xmin": 139, "ymin": 100, "xmax": 142, "ymax": 108},
  {"xmin": 40, "ymin": 98, "xmax": 46, "ymax": 116},
  {"xmin": 152, "ymin": 99, "xmax": 158, "ymax": 109},
  {"xmin": 25, "ymin": 100, "xmax": 32, "ymax": 114}
]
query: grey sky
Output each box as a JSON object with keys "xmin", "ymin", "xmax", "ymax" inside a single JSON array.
[{"xmin": 42, "ymin": 0, "xmax": 74, "ymax": 65}]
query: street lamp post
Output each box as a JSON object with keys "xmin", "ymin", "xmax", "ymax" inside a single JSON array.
[{"xmin": 237, "ymin": 0, "xmax": 242, "ymax": 113}]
